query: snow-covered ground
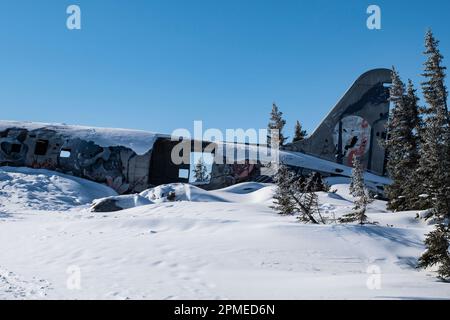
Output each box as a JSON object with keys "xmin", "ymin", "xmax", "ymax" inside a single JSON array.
[{"xmin": 0, "ymin": 167, "xmax": 449, "ymax": 300}]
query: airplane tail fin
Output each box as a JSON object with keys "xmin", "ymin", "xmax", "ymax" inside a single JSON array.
[{"xmin": 287, "ymin": 68, "xmax": 392, "ymax": 176}]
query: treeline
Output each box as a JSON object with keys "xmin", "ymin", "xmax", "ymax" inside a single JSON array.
[
  {"xmin": 268, "ymin": 30, "xmax": 450, "ymax": 281},
  {"xmin": 384, "ymin": 30, "xmax": 450, "ymax": 280}
]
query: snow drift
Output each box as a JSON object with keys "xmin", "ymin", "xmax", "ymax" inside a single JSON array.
[
  {"xmin": 0, "ymin": 167, "xmax": 448, "ymax": 300},
  {"xmin": 0, "ymin": 167, "xmax": 117, "ymax": 213},
  {"xmin": 91, "ymin": 182, "xmax": 275, "ymax": 212}
]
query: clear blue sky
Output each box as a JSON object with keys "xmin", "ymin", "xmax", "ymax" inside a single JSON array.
[{"xmin": 1, "ymin": 0, "xmax": 449, "ymax": 139}]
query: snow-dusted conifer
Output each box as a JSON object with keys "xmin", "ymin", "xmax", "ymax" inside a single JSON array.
[
  {"xmin": 349, "ymin": 156, "xmax": 364, "ymax": 198},
  {"xmin": 293, "ymin": 120, "xmax": 307, "ymax": 143},
  {"xmin": 384, "ymin": 68, "xmax": 421, "ymax": 211},
  {"xmin": 272, "ymin": 166, "xmax": 324, "ymax": 224},
  {"xmin": 272, "ymin": 165, "xmax": 297, "ymax": 215},
  {"xmin": 305, "ymin": 171, "xmax": 330, "ymax": 192},
  {"xmin": 418, "ymin": 30, "xmax": 450, "ymax": 280},
  {"xmin": 299, "ymin": 173, "xmax": 325, "ymax": 224},
  {"xmin": 193, "ymin": 157, "xmax": 209, "ymax": 183},
  {"xmin": 340, "ymin": 157, "xmax": 371, "ymax": 225},
  {"xmin": 403, "ymin": 80, "xmax": 424, "ymax": 209},
  {"xmin": 418, "ymin": 224, "xmax": 450, "ymax": 281},
  {"xmin": 268, "ymin": 103, "xmax": 287, "ymax": 147},
  {"xmin": 417, "ymin": 30, "xmax": 450, "ymax": 218}
]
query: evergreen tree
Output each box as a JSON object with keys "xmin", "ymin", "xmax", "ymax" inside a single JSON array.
[
  {"xmin": 293, "ymin": 120, "xmax": 307, "ymax": 143},
  {"xmin": 348, "ymin": 156, "xmax": 364, "ymax": 197},
  {"xmin": 272, "ymin": 165, "xmax": 297, "ymax": 216},
  {"xmin": 193, "ymin": 157, "xmax": 209, "ymax": 183},
  {"xmin": 384, "ymin": 68, "xmax": 421, "ymax": 211},
  {"xmin": 297, "ymin": 189, "xmax": 321, "ymax": 224},
  {"xmin": 340, "ymin": 157, "xmax": 371, "ymax": 225},
  {"xmin": 418, "ymin": 30, "xmax": 450, "ymax": 280},
  {"xmin": 418, "ymin": 224, "xmax": 450, "ymax": 281},
  {"xmin": 272, "ymin": 165, "xmax": 324, "ymax": 224},
  {"xmin": 417, "ymin": 30, "xmax": 450, "ymax": 220},
  {"xmin": 404, "ymin": 80, "xmax": 424, "ymax": 208},
  {"xmin": 268, "ymin": 103, "xmax": 287, "ymax": 147},
  {"xmin": 299, "ymin": 173, "xmax": 325, "ymax": 224},
  {"xmin": 305, "ymin": 172, "xmax": 330, "ymax": 193}
]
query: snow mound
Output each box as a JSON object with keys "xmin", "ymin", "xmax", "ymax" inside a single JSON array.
[
  {"xmin": 140, "ymin": 183, "xmax": 229, "ymax": 204},
  {"xmin": 210, "ymin": 183, "xmax": 275, "ymax": 205},
  {"xmin": 0, "ymin": 167, "xmax": 117, "ymax": 213},
  {"xmin": 91, "ymin": 194, "xmax": 153, "ymax": 212},
  {"xmin": 217, "ymin": 182, "xmax": 270, "ymax": 194},
  {"xmin": 89, "ymin": 182, "xmax": 276, "ymax": 212},
  {"xmin": 135, "ymin": 182, "xmax": 276, "ymax": 206},
  {"xmin": 88, "ymin": 177, "xmax": 386, "ymax": 214}
]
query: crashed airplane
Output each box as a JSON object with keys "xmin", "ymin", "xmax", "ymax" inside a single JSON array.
[{"xmin": 0, "ymin": 69, "xmax": 391, "ymax": 195}]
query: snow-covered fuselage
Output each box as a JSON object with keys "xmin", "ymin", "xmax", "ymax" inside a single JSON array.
[
  {"xmin": 0, "ymin": 69, "xmax": 392, "ymax": 194},
  {"xmin": 0, "ymin": 120, "xmax": 389, "ymax": 195}
]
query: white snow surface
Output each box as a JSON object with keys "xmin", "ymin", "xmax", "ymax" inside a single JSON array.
[
  {"xmin": 0, "ymin": 167, "xmax": 117, "ymax": 214},
  {"xmin": 0, "ymin": 167, "xmax": 449, "ymax": 300},
  {"xmin": 281, "ymin": 151, "xmax": 391, "ymax": 185},
  {"xmin": 218, "ymin": 142, "xmax": 391, "ymax": 185},
  {"xmin": 0, "ymin": 120, "xmax": 164, "ymax": 155},
  {"xmin": 139, "ymin": 182, "xmax": 273, "ymax": 205}
]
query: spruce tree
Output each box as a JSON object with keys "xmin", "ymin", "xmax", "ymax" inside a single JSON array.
[
  {"xmin": 272, "ymin": 165, "xmax": 324, "ymax": 224},
  {"xmin": 272, "ymin": 165, "xmax": 297, "ymax": 216},
  {"xmin": 349, "ymin": 156, "xmax": 364, "ymax": 197},
  {"xmin": 268, "ymin": 103, "xmax": 287, "ymax": 147},
  {"xmin": 193, "ymin": 157, "xmax": 209, "ymax": 183},
  {"xmin": 305, "ymin": 172, "xmax": 330, "ymax": 192},
  {"xmin": 403, "ymin": 80, "xmax": 423, "ymax": 209},
  {"xmin": 384, "ymin": 68, "xmax": 421, "ymax": 211},
  {"xmin": 293, "ymin": 120, "xmax": 307, "ymax": 143},
  {"xmin": 300, "ymin": 173, "xmax": 325, "ymax": 224},
  {"xmin": 418, "ymin": 224, "xmax": 450, "ymax": 281},
  {"xmin": 297, "ymin": 189, "xmax": 321, "ymax": 224},
  {"xmin": 418, "ymin": 30, "xmax": 450, "ymax": 280},
  {"xmin": 418, "ymin": 30, "xmax": 450, "ymax": 220},
  {"xmin": 340, "ymin": 157, "xmax": 371, "ymax": 225}
]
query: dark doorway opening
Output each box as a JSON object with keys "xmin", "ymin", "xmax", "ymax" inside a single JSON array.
[{"xmin": 148, "ymin": 138, "xmax": 191, "ymax": 186}]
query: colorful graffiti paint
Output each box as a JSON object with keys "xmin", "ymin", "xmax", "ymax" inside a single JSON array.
[{"xmin": 333, "ymin": 115, "xmax": 371, "ymax": 166}]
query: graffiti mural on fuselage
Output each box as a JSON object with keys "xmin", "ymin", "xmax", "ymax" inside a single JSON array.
[
  {"xmin": 333, "ymin": 115, "xmax": 371, "ymax": 167},
  {"xmin": 0, "ymin": 127, "xmax": 148, "ymax": 194}
]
